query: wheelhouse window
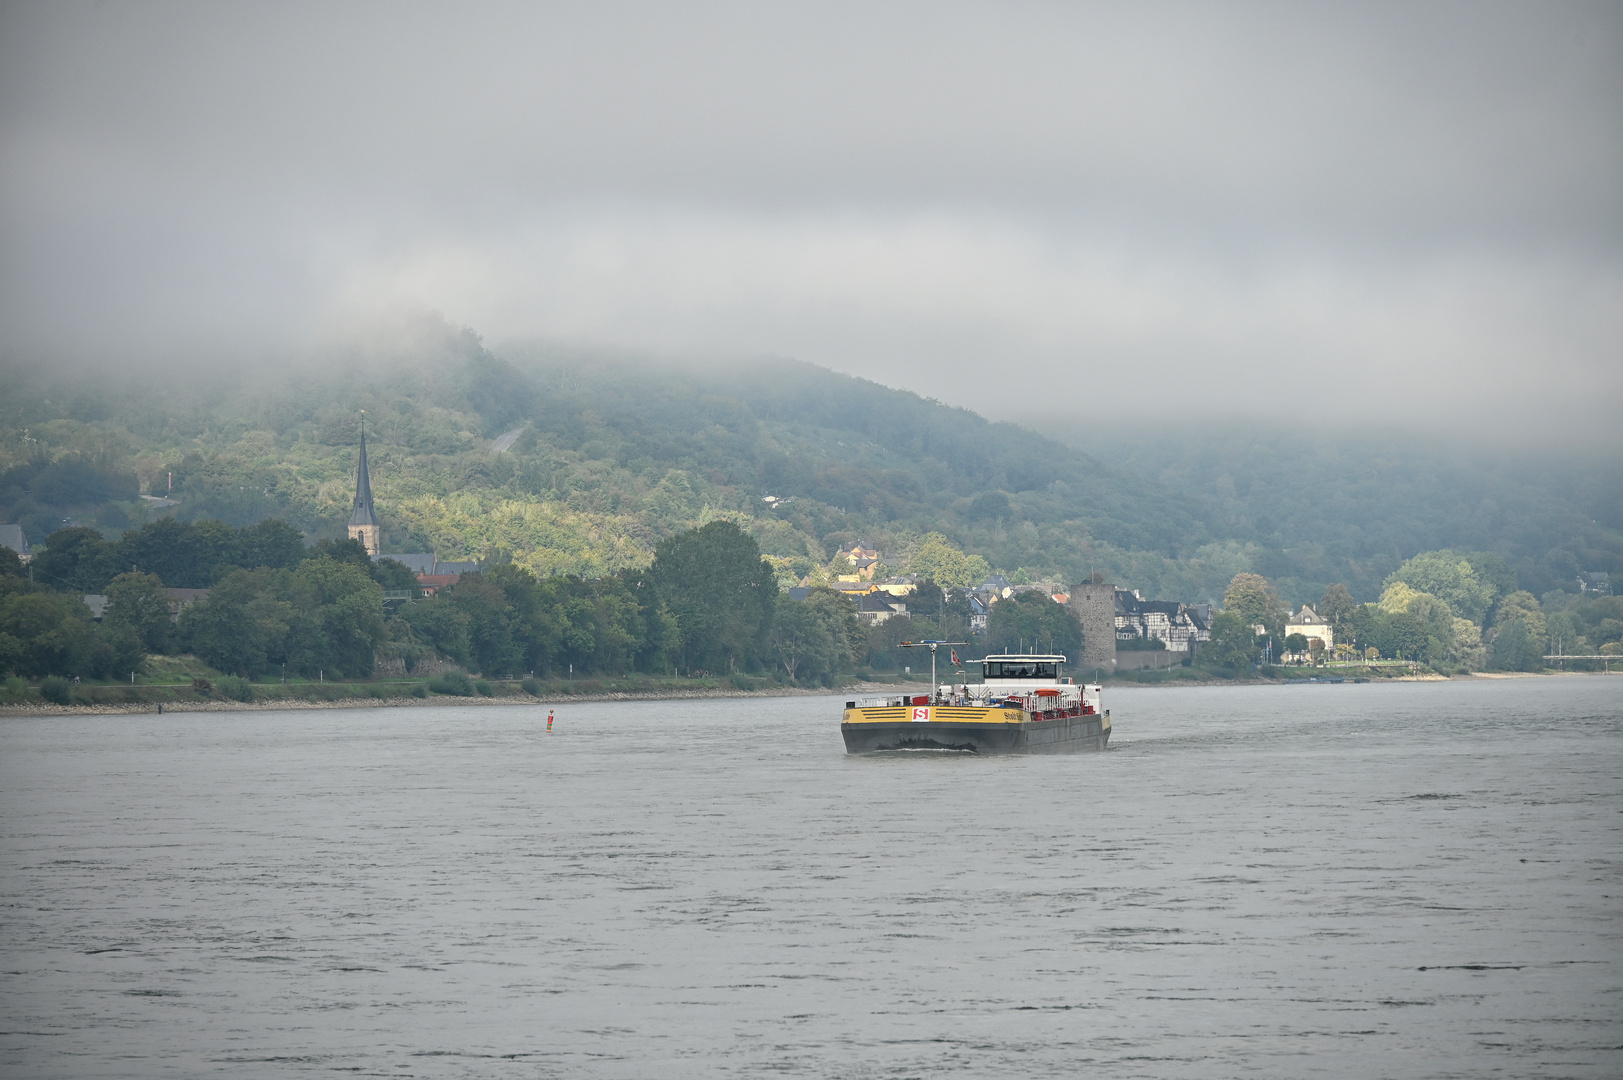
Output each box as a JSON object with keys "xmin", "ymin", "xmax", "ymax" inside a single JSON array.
[{"xmin": 983, "ymin": 660, "xmax": 1058, "ymax": 680}]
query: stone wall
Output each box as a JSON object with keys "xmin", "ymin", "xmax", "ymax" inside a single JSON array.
[{"xmin": 1115, "ymin": 649, "xmax": 1184, "ymax": 671}]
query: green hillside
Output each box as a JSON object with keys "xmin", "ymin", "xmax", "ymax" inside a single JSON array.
[{"xmin": 3, "ymin": 319, "xmax": 1619, "ymax": 606}]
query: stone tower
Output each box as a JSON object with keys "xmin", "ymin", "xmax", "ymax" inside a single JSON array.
[
  {"xmin": 347, "ymin": 421, "xmax": 381, "ymax": 556},
  {"xmin": 1067, "ymin": 582, "xmax": 1119, "ymax": 675}
]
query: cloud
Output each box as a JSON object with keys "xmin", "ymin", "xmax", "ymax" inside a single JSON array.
[{"xmin": 2, "ymin": 2, "xmax": 1619, "ymax": 437}]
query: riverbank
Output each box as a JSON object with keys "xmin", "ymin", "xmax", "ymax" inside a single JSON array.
[
  {"xmin": 0, "ymin": 679, "xmax": 931, "ymax": 716},
  {"xmin": 2, "ymin": 669, "xmax": 1613, "ymax": 716}
]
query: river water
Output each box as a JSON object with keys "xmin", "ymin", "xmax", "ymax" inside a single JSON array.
[{"xmin": 1, "ymin": 677, "xmax": 1619, "ymax": 1078}]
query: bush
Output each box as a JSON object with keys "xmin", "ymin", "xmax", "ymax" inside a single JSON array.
[
  {"xmin": 1, "ymin": 676, "xmax": 29, "ymax": 704},
  {"xmin": 217, "ymin": 676, "xmax": 254, "ymax": 702},
  {"xmin": 39, "ymin": 676, "xmax": 72, "ymax": 705},
  {"xmin": 410, "ymin": 683, "xmax": 428, "ymax": 698},
  {"xmin": 474, "ymin": 680, "xmax": 494, "ymax": 697},
  {"xmin": 520, "ymin": 677, "xmax": 541, "ymax": 696},
  {"xmin": 428, "ymin": 671, "xmax": 474, "ymax": 696}
]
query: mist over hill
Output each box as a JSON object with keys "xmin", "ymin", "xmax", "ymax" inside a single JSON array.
[{"xmin": 2, "ymin": 319, "xmax": 1618, "ymax": 607}]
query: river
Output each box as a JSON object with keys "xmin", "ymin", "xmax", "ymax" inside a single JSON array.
[{"xmin": 1, "ymin": 677, "xmax": 1619, "ymax": 1077}]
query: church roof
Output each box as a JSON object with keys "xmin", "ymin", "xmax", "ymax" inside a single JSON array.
[{"xmin": 348, "ymin": 428, "xmax": 380, "ymax": 528}]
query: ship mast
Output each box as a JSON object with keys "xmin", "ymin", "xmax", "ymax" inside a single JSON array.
[{"xmin": 897, "ymin": 639, "xmax": 968, "ymax": 702}]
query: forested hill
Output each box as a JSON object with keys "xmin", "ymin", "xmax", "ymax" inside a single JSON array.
[{"xmin": 2, "ymin": 321, "xmax": 1618, "ymax": 606}]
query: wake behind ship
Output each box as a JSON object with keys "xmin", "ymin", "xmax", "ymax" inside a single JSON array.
[{"xmin": 841, "ymin": 653, "xmax": 1110, "ymax": 754}]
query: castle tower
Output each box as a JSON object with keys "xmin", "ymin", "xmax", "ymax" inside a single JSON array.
[
  {"xmin": 1067, "ymin": 582, "xmax": 1119, "ymax": 674},
  {"xmin": 347, "ymin": 419, "xmax": 381, "ymax": 556}
]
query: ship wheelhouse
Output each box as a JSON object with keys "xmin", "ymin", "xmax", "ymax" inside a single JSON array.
[{"xmin": 979, "ymin": 654, "xmax": 1067, "ymax": 682}]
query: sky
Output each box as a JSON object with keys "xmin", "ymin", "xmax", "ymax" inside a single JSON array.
[{"xmin": 2, "ymin": 2, "xmax": 1620, "ymax": 440}]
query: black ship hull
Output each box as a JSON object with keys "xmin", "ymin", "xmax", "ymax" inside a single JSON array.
[{"xmin": 841, "ymin": 713, "xmax": 1110, "ymax": 754}]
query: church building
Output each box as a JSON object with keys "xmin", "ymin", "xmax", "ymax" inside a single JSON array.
[{"xmin": 348, "ymin": 424, "xmax": 382, "ymax": 556}]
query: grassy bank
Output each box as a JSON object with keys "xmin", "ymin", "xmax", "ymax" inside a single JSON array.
[
  {"xmin": 5, "ymin": 659, "xmax": 1611, "ymax": 714},
  {"xmin": 0, "ymin": 656, "xmax": 864, "ymax": 712}
]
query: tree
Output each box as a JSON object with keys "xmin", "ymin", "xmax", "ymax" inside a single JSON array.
[
  {"xmin": 1223, "ymin": 573, "xmax": 1280, "ymax": 624},
  {"xmin": 650, "ymin": 521, "xmax": 776, "ymax": 674},
  {"xmin": 369, "ymin": 557, "xmax": 418, "ymax": 591},
  {"xmin": 1223, "ymin": 572, "xmax": 1284, "ymax": 645},
  {"xmin": 313, "ymin": 536, "xmax": 372, "ymax": 570},
  {"xmin": 1317, "ymin": 583, "xmax": 1358, "ymax": 631},
  {"xmin": 1490, "ymin": 619, "xmax": 1541, "ymax": 671},
  {"xmin": 179, "ymin": 568, "xmax": 295, "ymax": 678},
  {"xmin": 30, "ymin": 526, "xmax": 115, "ymax": 593},
  {"xmin": 114, "ymin": 517, "xmax": 241, "ymax": 588},
  {"xmin": 292, "ymin": 557, "xmax": 387, "ymax": 677},
  {"xmin": 1493, "ymin": 590, "xmax": 1546, "ymax": 640},
  {"xmin": 104, "ymin": 571, "xmax": 172, "ymax": 653},
  {"xmin": 396, "ymin": 596, "xmax": 472, "ymax": 666},
  {"xmin": 443, "ymin": 573, "xmax": 523, "ymax": 676},
  {"xmin": 1463, "ymin": 551, "xmax": 1518, "ymax": 607},
  {"xmin": 237, "ymin": 519, "xmax": 308, "ymax": 570},
  {"xmin": 1448, "ymin": 618, "xmax": 1487, "ymax": 670},
  {"xmin": 908, "ymin": 533, "xmax": 991, "ymax": 589},
  {"xmin": 1284, "ymin": 632, "xmax": 1309, "ymax": 656},
  {"xmin": 1202, "ymin": 610, "xmax": 1258, "ymax": 669},
  {"xmin": 1372, "ymin": 610, "xmax": 1430, "ymax": 661},
  {"xmin": 985, "ymin": 592, "xmax": 1083, "ymax": 657},
  {"xmin": 0, "ymin": 588, "xmax": 95, "ymax": 675},
  {"xmin": 768, "ymin": 590, "xmax": 857, "ymax": 684},
  {"xmin": 1385, "ymin": 551, "xmax": 1496, "ymax": 624}
]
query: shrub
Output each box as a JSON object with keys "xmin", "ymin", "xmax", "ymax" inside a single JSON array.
[
  {"xmin": 428, "ymin": 671, "xmax": 474, "ymax": 696},
  {"xmin": 1, "ymin": 676, "xmax": 29, "ymax": 704},
  {"xmin": 410, "ymin": 683, "xmax": 428, "ymax": 698},
  {"xmin": 218, "ymin": 676, "xmax": 254, "ymax": 702},
  {"xmin": 191, "ymin": 677, "xmax": 213, "ymax": 693},
  {"xmin": 474, "ymin": 680, "xmax": 494, "ymax": 697},
  {"xmin": 520, "ymin": 677, "xmax": 541, "ymax": 696},
  {"xmin": 40, "ymin": 676, "xmax": 72, "ymax": 705}
]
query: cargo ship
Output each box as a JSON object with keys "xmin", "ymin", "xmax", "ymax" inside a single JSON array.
[{"xmin": 841, "ymin": 653, "xmax": 1110, "ymax": 754}]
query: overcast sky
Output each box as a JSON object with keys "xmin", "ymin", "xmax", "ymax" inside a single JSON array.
[{"xmin": 2, "ymin": 2, "xmax": 1619, "ymax": 439}]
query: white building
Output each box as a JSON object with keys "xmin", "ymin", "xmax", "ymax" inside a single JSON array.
[{"xmin": 1284, "ymin": 605, "xmax": 1335, "ymax": 660}]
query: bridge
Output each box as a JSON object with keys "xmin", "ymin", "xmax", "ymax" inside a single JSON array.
[{"xmin": 1544, "ymin": 654, "xmax": 1617, "ymax": 670}]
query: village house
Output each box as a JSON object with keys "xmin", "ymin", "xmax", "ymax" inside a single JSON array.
[
  {"xmin": 0, "ymin": 524, "xmax": 30, "ymax": 564},
  {"xmin": 1578, "ymin": 571, "xmax": 1612, "ymax": 596},
  {"xmin": 968, "ymin": 593, "xmax": 990, "ymax": 633},
  {"xmin": 415, "ymin": 573, "xmax": 461, "ymax": 597},
  {"xmin": 1114, "ymin": 590, "xmax": 1212, "ymax": 654},
  {"xmin": 1284, "ymin": 605, "xmax": 1334, "ymax": 661},
  {"xmin": 853, "ymin": 591, "xmax": 907, "ymax": 624},
  {"xmin": 87, "ymin": 587, "xmax": 214, "ymax": 622},
  {"xmin": 835, "ymin": 540, "xmax": 882, "ymax": 582}
]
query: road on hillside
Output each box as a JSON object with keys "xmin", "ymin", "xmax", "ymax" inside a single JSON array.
[{"xmin": 491, "ymin": 425, "xmax": 527, "ymax": 453}]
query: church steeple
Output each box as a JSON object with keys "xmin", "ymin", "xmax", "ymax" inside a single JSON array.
[{"xmin": 347, "ymin": 414, "xmax": 381, "ymax": 556}]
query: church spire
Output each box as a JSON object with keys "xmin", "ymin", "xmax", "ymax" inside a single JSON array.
[{"xmin": 347, "ymin": 413, "xmax": 381, "ymax": 555}]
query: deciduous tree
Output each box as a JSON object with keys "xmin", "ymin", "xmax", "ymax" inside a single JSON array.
[{"xmin": 105, "ymin": 571, "xmax": 172, "ymax": 653}]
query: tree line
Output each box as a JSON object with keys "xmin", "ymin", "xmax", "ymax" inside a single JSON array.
[
  {"xmin": 1199, "ymin": 549, "xmax": 1622, "ymax": 673},
  {"xmin": 1, "ymin": 517, "xmax": 1089, "ymax": 685}
]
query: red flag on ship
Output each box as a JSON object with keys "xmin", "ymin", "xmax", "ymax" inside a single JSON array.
[{"xmin": 950, "ymin": 649, "xmax": 960, "ymax": 666}]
